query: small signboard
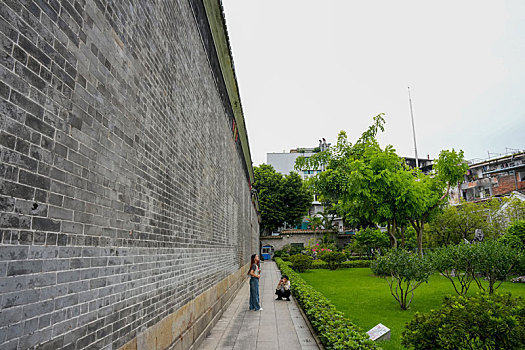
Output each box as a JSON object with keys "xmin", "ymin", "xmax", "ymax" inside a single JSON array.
[{"xmin": 367, "ymin": 323, "xmax": 391, "ymax": 341}]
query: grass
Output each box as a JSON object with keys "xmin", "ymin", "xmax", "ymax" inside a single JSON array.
[{"xmin": 299, "ymin": 268, "xmax": 525, "ymax": 350}]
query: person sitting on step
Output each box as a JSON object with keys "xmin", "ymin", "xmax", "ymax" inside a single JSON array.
[{"xmin": 275, "ymin": 275, "xmax": 291, "ymax": 301}]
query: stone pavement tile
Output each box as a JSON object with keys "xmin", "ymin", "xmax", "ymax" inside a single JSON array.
[
  {"xmin": 200, "ymin": 261, "xmax": 319, "ymax": 350},
  {"xmin": 257, "ymin": 340, "xmax": 279, "ymax": 350}
]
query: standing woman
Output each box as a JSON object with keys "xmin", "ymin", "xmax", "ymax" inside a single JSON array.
[{"xmin": 248, "ymin": 254, "xmax": 262, "ymax": 311}]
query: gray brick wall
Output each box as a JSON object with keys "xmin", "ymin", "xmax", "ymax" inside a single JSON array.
[{"xmin": 0, "ymin": 0, "xmax": 259, "ymax": 349}]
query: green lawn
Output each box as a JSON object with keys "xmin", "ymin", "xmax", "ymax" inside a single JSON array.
[{"xmin": 299, "ymin": 268, "xmax": 525, "ymax": 350}]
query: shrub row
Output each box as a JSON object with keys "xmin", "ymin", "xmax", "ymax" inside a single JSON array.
[
  {"xmin": 283, "ymin": 258, "xmax": 372, "ymax": 270},
  {"xmin": 275, "ymin": 258, "xmax": 377, "ymax": 349},
  {"xmin": 312, "ymin": 260, "xmax": 372, "ymax": 269}
]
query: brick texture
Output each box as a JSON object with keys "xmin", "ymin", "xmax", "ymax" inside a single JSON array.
[
  {"xmin": 492, "ymin": 174, "xmax": 525, "ymax": 196},
  {"xmin": 0, "ymin": 0, "xmax": 259, "ymax": 349}
]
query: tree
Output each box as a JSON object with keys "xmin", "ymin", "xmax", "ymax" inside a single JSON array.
[
  {"xmin": 407, "ymin": 149, "xmax": 469, "ymax": 255},
  {"xmin": 506, "ymin": 219, "xmax": 525, "ymax": 246},
  {"xmin": 254, "ymin": 164, "xmax": 286, "ymax": 234},
  {"xmin": 349, "ymin": 227, "xmax": 390, "ymax": 258},
  {"xmin": 253, "ymin": 164, "xmax": 311, "ymax": 234},
  {"xmin": 504, "ymin": 197, "xmax": 525, "ymax": 222},
  {"xmin": 430, "ymin": 243, "xmax": 478, "ymax": 295},
  {"xmin": 371, "ymin": 249, "xmax": 434, "ymax": 310},
  {"xmin": 306, "ymin": 215, "xmax": 323, "ymax": 230},
  {"xmin": 281, "ymin": 172, "xmax": 313, "ymax": 227},
  {"xmin": 295, "ymin": 116, "xmax": 468, "ymax": 255},
  {"xmin": 473, "ymin": 240, "xmax": 520, "ymax": 294}
]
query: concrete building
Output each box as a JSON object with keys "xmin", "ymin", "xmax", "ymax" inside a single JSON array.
[
  {"xmin": 453, "ymin": 151, "xmax": 525, "ymax": 202},
  {"xmin": 267, "ymin": 139, "xmax": 332, "ymax": 230},
  {"xmin": 403, "ymin": 156, "xmax": 434, "ymax": 174},
  {"xmin": 0, "ymin": 1, "xmax": 258, "ymax": 350}
]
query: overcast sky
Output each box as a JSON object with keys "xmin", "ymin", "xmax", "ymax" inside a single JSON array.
[{"xmin": 222, "ymin": 0, "xmax": 525, "ymax": 166}]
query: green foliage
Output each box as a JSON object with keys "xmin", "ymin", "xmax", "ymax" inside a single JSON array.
[
  {"xmin": 507, "ymin": 219, "xmax": 525, "ymax": 245},
  {"xmin": 276, "ymin": 244, "xmax": 303, "ymax": 256},
  {"xmin": 289, "ymin": 254, "xmax": 313, "ymax": 272},
  {"xmin": 371, "ymin": 249, "xmax": 434, "ymax": 310},
  {"xmin": 430, "ymin": 243, "xmax": 477, "ymax": 295},
  {"xmin": 311, "ymin": 259, "xmax": 372, "ymax": 269},
  {"xmin": 426, "ymin": 199, "xmax": 507, "ymax": 247},
  {"xmin": 504, "ymin": 197, "xmax": 525, "ymax": 222},
  {"xmin": 431, "ymin": 240, "xmax": 520, "ymax": 295},
  {"xmin": 499, "ymin": 232, "xmax": 524, "ymax": 250},
  {"xmin": 282, "ymin": 172, "xmax": 314, "ymax": 227},
  {"xmin": 349, "ymin": 227, "xmax": 390, "ymax": 258},
  {"xmin": 433, "ymin": 149, "xmax": 469, "ymax": 187},
  {"xmin": 275, "ymin": 258, "xmax": 377, "ymax": 349},
  {"xmin": 295, "ymin": 116, "xmax": 468, "ymax": 256},
  {"xmin": 253, "ymin": 164, "xmax": 312, "ymax": 233},
  {"xmin": 473, "ymin": 240, "xmax": 520, "ymax": 294},
  {"xmin": 320, "ymin": 251, "xmax": 346, "ymax": 270},
  {"xmin": 402, "ymin": 293, "xmax": 525, "ymax": 350}
]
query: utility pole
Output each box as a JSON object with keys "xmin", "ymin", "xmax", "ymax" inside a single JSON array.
[{"xmin": 408, "ymin": 87, "xmax": 419, "ymax": 168}]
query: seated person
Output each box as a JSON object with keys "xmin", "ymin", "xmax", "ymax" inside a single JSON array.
[{"xmin": 275, "ymin": 275, "xmax": 291, "ymax": 301}]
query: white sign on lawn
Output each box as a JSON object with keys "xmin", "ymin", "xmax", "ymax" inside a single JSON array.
[{"xmin": 367, "ymin": 323, "xmax": 391, "ymax": 341}]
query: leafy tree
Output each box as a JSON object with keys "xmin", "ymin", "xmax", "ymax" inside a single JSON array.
[
  {"xmin": 504, "ymin": 197, "xmax": 525, "ymax": 222},
  {"xmin": 371, "ymin": 249, "xmax": 434, "ymax": 310},
  {"xmin": 507, "ymin": 219, "xmax": 525, "ymax": 246},
  {"xmin": 407, "ymin": 149, "xmax": 469, "ymax": 255},
  {"xmin": 254, "ymin": 164, "xmax": 285, "ymax": 234},
  {"xmin": 295, "ymin": 116, "xmax": 468, "ymax": 255},
  {"xmin": 253, "ymin": 164, "xmax": 311, "ymax": 234},
  {"xmin": 306, "ymin": 215, "xmax": 323, "ymax": 230},
  {"xmin": 349, "ymin": 227, "xmax": 390, "ymax": 258},
  {"xmin": 472, "ymin": 240, "xmax": 520, "ymax": 294},
  {"xmin": 430, "ymin": 243, "xmax": 477, "ymax": 295},
  {"xmin": 281, "ymin": 172, "xmax": 313, "ymax": 227},
  {"xmin": 426, "ymin": 200, "xmax": 493, "ymax": 247},
  {"xmin": 402, "ymin": 293, "xmax": 525, "ymax": 350}
]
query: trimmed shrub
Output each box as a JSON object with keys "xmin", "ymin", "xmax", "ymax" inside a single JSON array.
[
  {"xmin": 473, "ymin": 240, "xmax": 520, "ymax": 294},
  {"xmin": 430, "ymin": 243, "xmax": 477, "ymax": 296},
  {"xmin": 320, "ymin": 251, "xmax": 347, "ymax": 270},
  {"xmin": 289, "ymin": 254, "xmax": 313, "ymax": 272},
  {"xmin": 275, "ymin": 258, "xmax": 377, "ymax": 349},
  {"xmin": 402, "ymin": 293, "xmax": 525, "ymax": 349},
  {"xmin": 311, "ymin": 260, "xmax": 372, "ymax": 269},
  {"xmin": 371, "ymin": 249, "xmax": 433, "ymax": 310}
]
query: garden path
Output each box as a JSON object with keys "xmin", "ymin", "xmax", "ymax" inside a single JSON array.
[{"xmin": 199, "ymin": 260, "xmax": 320, "ymax": 350}]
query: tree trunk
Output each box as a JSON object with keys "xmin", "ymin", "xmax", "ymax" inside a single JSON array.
[
  {"xmin": 400, "ymin": 225, "xmax": 406, "ymax": 249},
  {"xmin": 417, "ymin": 221, "xmax": 424, "ymax": 256},
  {"xmin": 388, "ymin": 220, "xmax": 398, "ymax": 249},
  {"xmin": 410, "ymin": 220, "xmax": 424, "ymax": 256}
]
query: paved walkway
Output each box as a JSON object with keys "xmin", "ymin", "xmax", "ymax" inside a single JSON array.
[{"xmin": 200, "ymin": 261, "xmax": 320, "ymax": 350}]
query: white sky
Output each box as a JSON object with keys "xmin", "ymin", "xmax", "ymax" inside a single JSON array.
[{"xmin": 222, "ymin": 0, "xmax": 525, "ymax": 166}]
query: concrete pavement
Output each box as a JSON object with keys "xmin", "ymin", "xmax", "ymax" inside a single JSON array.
[{"xmin": 199, "ymin": 261, "xmax": 320, "ymax": 350}]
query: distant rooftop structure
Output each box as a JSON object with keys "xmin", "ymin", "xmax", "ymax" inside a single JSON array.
[
  {"xmin": 452, "ymin": 150, "xmax": 525, "ymax": 202},
  {"xmin": 267, "ymin": 139, "xmax": 330, "ymax": 178}
]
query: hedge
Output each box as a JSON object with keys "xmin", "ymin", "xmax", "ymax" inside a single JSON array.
[
  {"xmin": 312, "ymin": 260, "xmax": 372, "ymax": 269},
  {"xmin": 275, "ymin": 258, "xmax": 377, "ymax": 349},
  {"xmin": 280, "ymin": 259, "xmax": 372, "ymax": 270}
]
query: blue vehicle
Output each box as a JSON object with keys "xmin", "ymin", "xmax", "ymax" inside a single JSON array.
[{"xmin": 261, "ymin": 245, "xmax": 274, "ymax": 261}]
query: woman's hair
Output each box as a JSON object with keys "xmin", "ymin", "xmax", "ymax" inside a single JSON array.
[
  {"xmin": 248, "ymin": 254, "xmax": 259, "ymax": 275},
  {"xmin": 282, "ymin": 275, "xmax": 289, "ymax": 280}
]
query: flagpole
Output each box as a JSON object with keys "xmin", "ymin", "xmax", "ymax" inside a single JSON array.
[{"xmin": 408, "ymin": 87, "xmax": 419, "ymax": 168}]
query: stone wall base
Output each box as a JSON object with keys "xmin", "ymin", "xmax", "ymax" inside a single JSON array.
[{"xmin": 119, "ymin": 263, "xmax": 250, "ymax": 350}]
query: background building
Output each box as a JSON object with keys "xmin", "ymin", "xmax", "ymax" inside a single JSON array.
[{"xmin": 453, "ymin": 151, "xmax": 525, "ymax": 202}]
